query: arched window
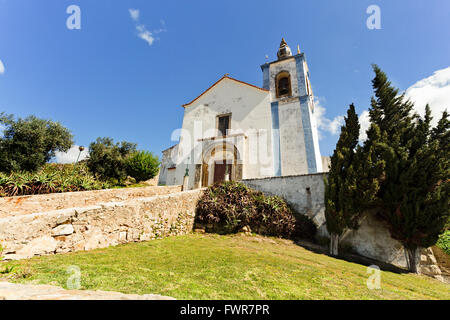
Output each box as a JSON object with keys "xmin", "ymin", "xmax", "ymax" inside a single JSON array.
[{"xmin": 276, "ymin": 72, "xmax": 292, "ymax": 98}]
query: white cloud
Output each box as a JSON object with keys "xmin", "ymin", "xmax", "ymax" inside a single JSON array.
[
  {"xmin": 404, "ymin": 66, "xmax": 450, "ymax": 127},
  {"xmin": 314, "ymin": 97, "xmax": 345, "ymax": 139},
  {"xmin": 55, "ymin": 145, "xmax": 89, "ymax": 164},
  {"xmin": 358, "ymin": 66, "xmax": 450, "ymax": 141},
  {"xmin": 128, "ymin": 9, "xmax": 140, "ymax": 21},
  {"xmin": 0, "ymin": 59, "xmax": 5, "ymax": 74},
  {"xmin": 136, "ymin": 25, "xmax": 155, "ymax": 46},
  {"xmin": 358, "ymin": 110, "xmax": 370, "ymax": 141},
  {"xmin": 128, "ymin": 8, "xmax": 166, "ymax": 46}
]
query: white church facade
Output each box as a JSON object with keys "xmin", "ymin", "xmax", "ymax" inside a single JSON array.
[{"xmin": 159, "ymin": 39, "xmax": 327, "ymax": 189}]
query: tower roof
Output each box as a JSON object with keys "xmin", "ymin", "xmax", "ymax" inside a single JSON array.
[{"xmin": 277, "ymin": 38, "xmax": 292, "ymax": 60}]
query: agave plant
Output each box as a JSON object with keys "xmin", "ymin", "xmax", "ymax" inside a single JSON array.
[
  {"xmin": 5, "ymin": 175, "xmax": 30, "ymax": 196},
  {"xmin": 0, "ymin": 173, "xmax": 9, "ymax": 196},
  {"xmin": 57, "ymin": 176, "xmax": 72, "ymax": 193},
  {"xmin": 0, "ymin": 162, "xmax": 122, "ymax": 197},
  {"xmin": 30, "ymin": 172, "xmax": 55, "ymax": 194}
]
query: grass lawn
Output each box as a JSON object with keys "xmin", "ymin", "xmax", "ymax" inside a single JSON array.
[{"xmin": 3, "ymin": 233, "xmax": 449, "ymax": 300}]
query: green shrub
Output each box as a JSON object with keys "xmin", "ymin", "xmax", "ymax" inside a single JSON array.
[
  {"xmin": 86, "ymin": 137, "xmax": 137, "ymax": 183},
  {"xmin": 195, "ymin": 181, "xmax": 316, "ymax": 240},
  {"xmin": 436, "ymin": 230, "xmax": 450, "ymax": 255},
  {"xmin": 125, "ymin": 151, "xmax": 160, "ymax": 182}
]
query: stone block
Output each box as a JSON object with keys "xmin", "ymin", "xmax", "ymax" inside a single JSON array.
[
  {"xmin": 420, "ymin": 265, "xmax": 442, "ymax": 276},
  {"xmin": 55, "ymin": 209, "xmax": 76, "ymax": 225},
  {"xmin": 429, "ymin": 254, "xmax": 437, "ymax": 265},
  {"xmin": 119, "ymin": 231, "xmax": 128, "ymax": 242},
  {"xmin": 139, "ymin": 233, "xmax": 151, "ymax": 241},
  {"xmin": 51, "ymin": 224, "xmax": 74, "ymax": 237},
  {"xmin": 73, "ymin": 242, "xmax": 85, "ymax": 251},
  {"xmin": 14, "ymin": 236, "xmax": 57, "ymax": 259},
  {"xmin": 84, "ymin": 232, "xmax": 105, "ymax": 251}
]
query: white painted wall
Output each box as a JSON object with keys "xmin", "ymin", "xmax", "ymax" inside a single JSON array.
[
  {"xmin": 307, "ymin": 96, "xmax": 324, "ymax": 173},
  {"xmin": 158, "ymin": 145, "xmax": 178, "ymax": 186},
  {"xmin": 278, "ymin": 98, "xmax": 309, "ymax": 175},
  {"xmin": 267, "ymin": 55, "xmax": 323, "ymax": 175},
  {"xmin": 242, "ymin": 173, "xmax": 327, "ymax": 236},
  {"xmin": 175, "ymin": 77, "xmax": 274, "ymax": 189},
  {"xmin": 165, "ymin": 169, "xmax": 177, "ymax": 186}
]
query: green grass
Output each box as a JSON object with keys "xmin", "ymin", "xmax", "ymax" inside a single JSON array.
[{"xmin": 3, "ymin": 234, "xmax": 449, "ymax": 300}]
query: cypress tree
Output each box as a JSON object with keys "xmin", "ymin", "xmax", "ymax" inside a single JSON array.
[
  {"xmin": 392, "ymin": 107, "xmax": 449, "ymax": 272},
  {"xmin": 365, "ymin": 65, "xmax": 450, "ymax": 272},
  {"xmin": 349, "ymin": 123, "xmax": 386, "ymax": 213},
  {"xmin": 325, "ymin": 104, "xmax": 360, "ymax": 255}
]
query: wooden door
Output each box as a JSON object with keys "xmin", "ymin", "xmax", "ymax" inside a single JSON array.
[
  {"xmin": 213, "ymin": 163, "xmax": 232, "ymax": 184},
  {"xmin": 201, "ymin": 163, "xmax": 209, "ymax": 187}
]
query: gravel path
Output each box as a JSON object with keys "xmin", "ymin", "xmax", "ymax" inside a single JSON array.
[{"xmin": 0, "ymin": 281, "xmax": 175, "ymax": 300}]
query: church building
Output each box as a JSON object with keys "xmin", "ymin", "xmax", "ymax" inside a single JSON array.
[{"xmin": 159, "ymin": 39, "xmax": 327, "ymax": 189}]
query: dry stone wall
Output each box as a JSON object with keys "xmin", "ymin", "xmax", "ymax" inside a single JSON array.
[
  {"xmin": 340, "ymin": 212, "xmax": 409, "ymax": 268},
  {"xmin": 417, "ymin": 248, "xmax": 445, "ymax": 281},
  {"xmin": 0, "ymin": 189, "xmax": 202, "ymax": 260},
  {"xmin": 0, "ymin": 185, "xmax": 182, "ymax": 218}
]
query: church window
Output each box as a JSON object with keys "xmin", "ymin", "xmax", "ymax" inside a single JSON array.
[
  {"xmin": 217, "ymin": 114, "xmax": 230, "ymax": 136},
  {"xmin": 276, "ymin": 72, "xmax": 292, "ymax": 98}
]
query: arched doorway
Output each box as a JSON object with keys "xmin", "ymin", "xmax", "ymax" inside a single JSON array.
[{"xmin": 201, "ymin": 142, "xmax": 242, "ymax": 187}]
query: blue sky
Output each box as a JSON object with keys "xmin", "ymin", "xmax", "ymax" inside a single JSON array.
[{"xmin": 0, "ymin": 0, "xmax": 449, "ymax": 161}]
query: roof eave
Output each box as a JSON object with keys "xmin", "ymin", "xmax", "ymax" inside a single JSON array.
[{"xmin": 181, "ymin": 75, "xmax": 268, "ymax": 108}]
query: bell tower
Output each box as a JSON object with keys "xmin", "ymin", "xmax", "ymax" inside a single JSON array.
[{"xmin": 261, "ymin": 38, "xmax": 322, "ymax": 176}]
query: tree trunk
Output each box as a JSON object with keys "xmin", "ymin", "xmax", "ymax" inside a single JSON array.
[
  {"xmin": 405, "ymin": 246, "xmax": 418, "ymax": 273},
  {"xmin": 330, "ymin": 233, "xmax": 339, "ymax": 256}
]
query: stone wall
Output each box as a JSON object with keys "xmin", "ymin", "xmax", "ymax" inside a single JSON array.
[
  {"xmin": 339, "ymin": 212, "xmax": 408, "ymax": 268},
  {"xmin": 242, "ymin": 173, "xmax": 328, "ymax": 237},
  {"xmin": 0, "ymin": 185, "xmax": 182, "ymax": 218},
  {"xmin": 0, "ymin": 189, "xmax": 202, "ymax": 260}
]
